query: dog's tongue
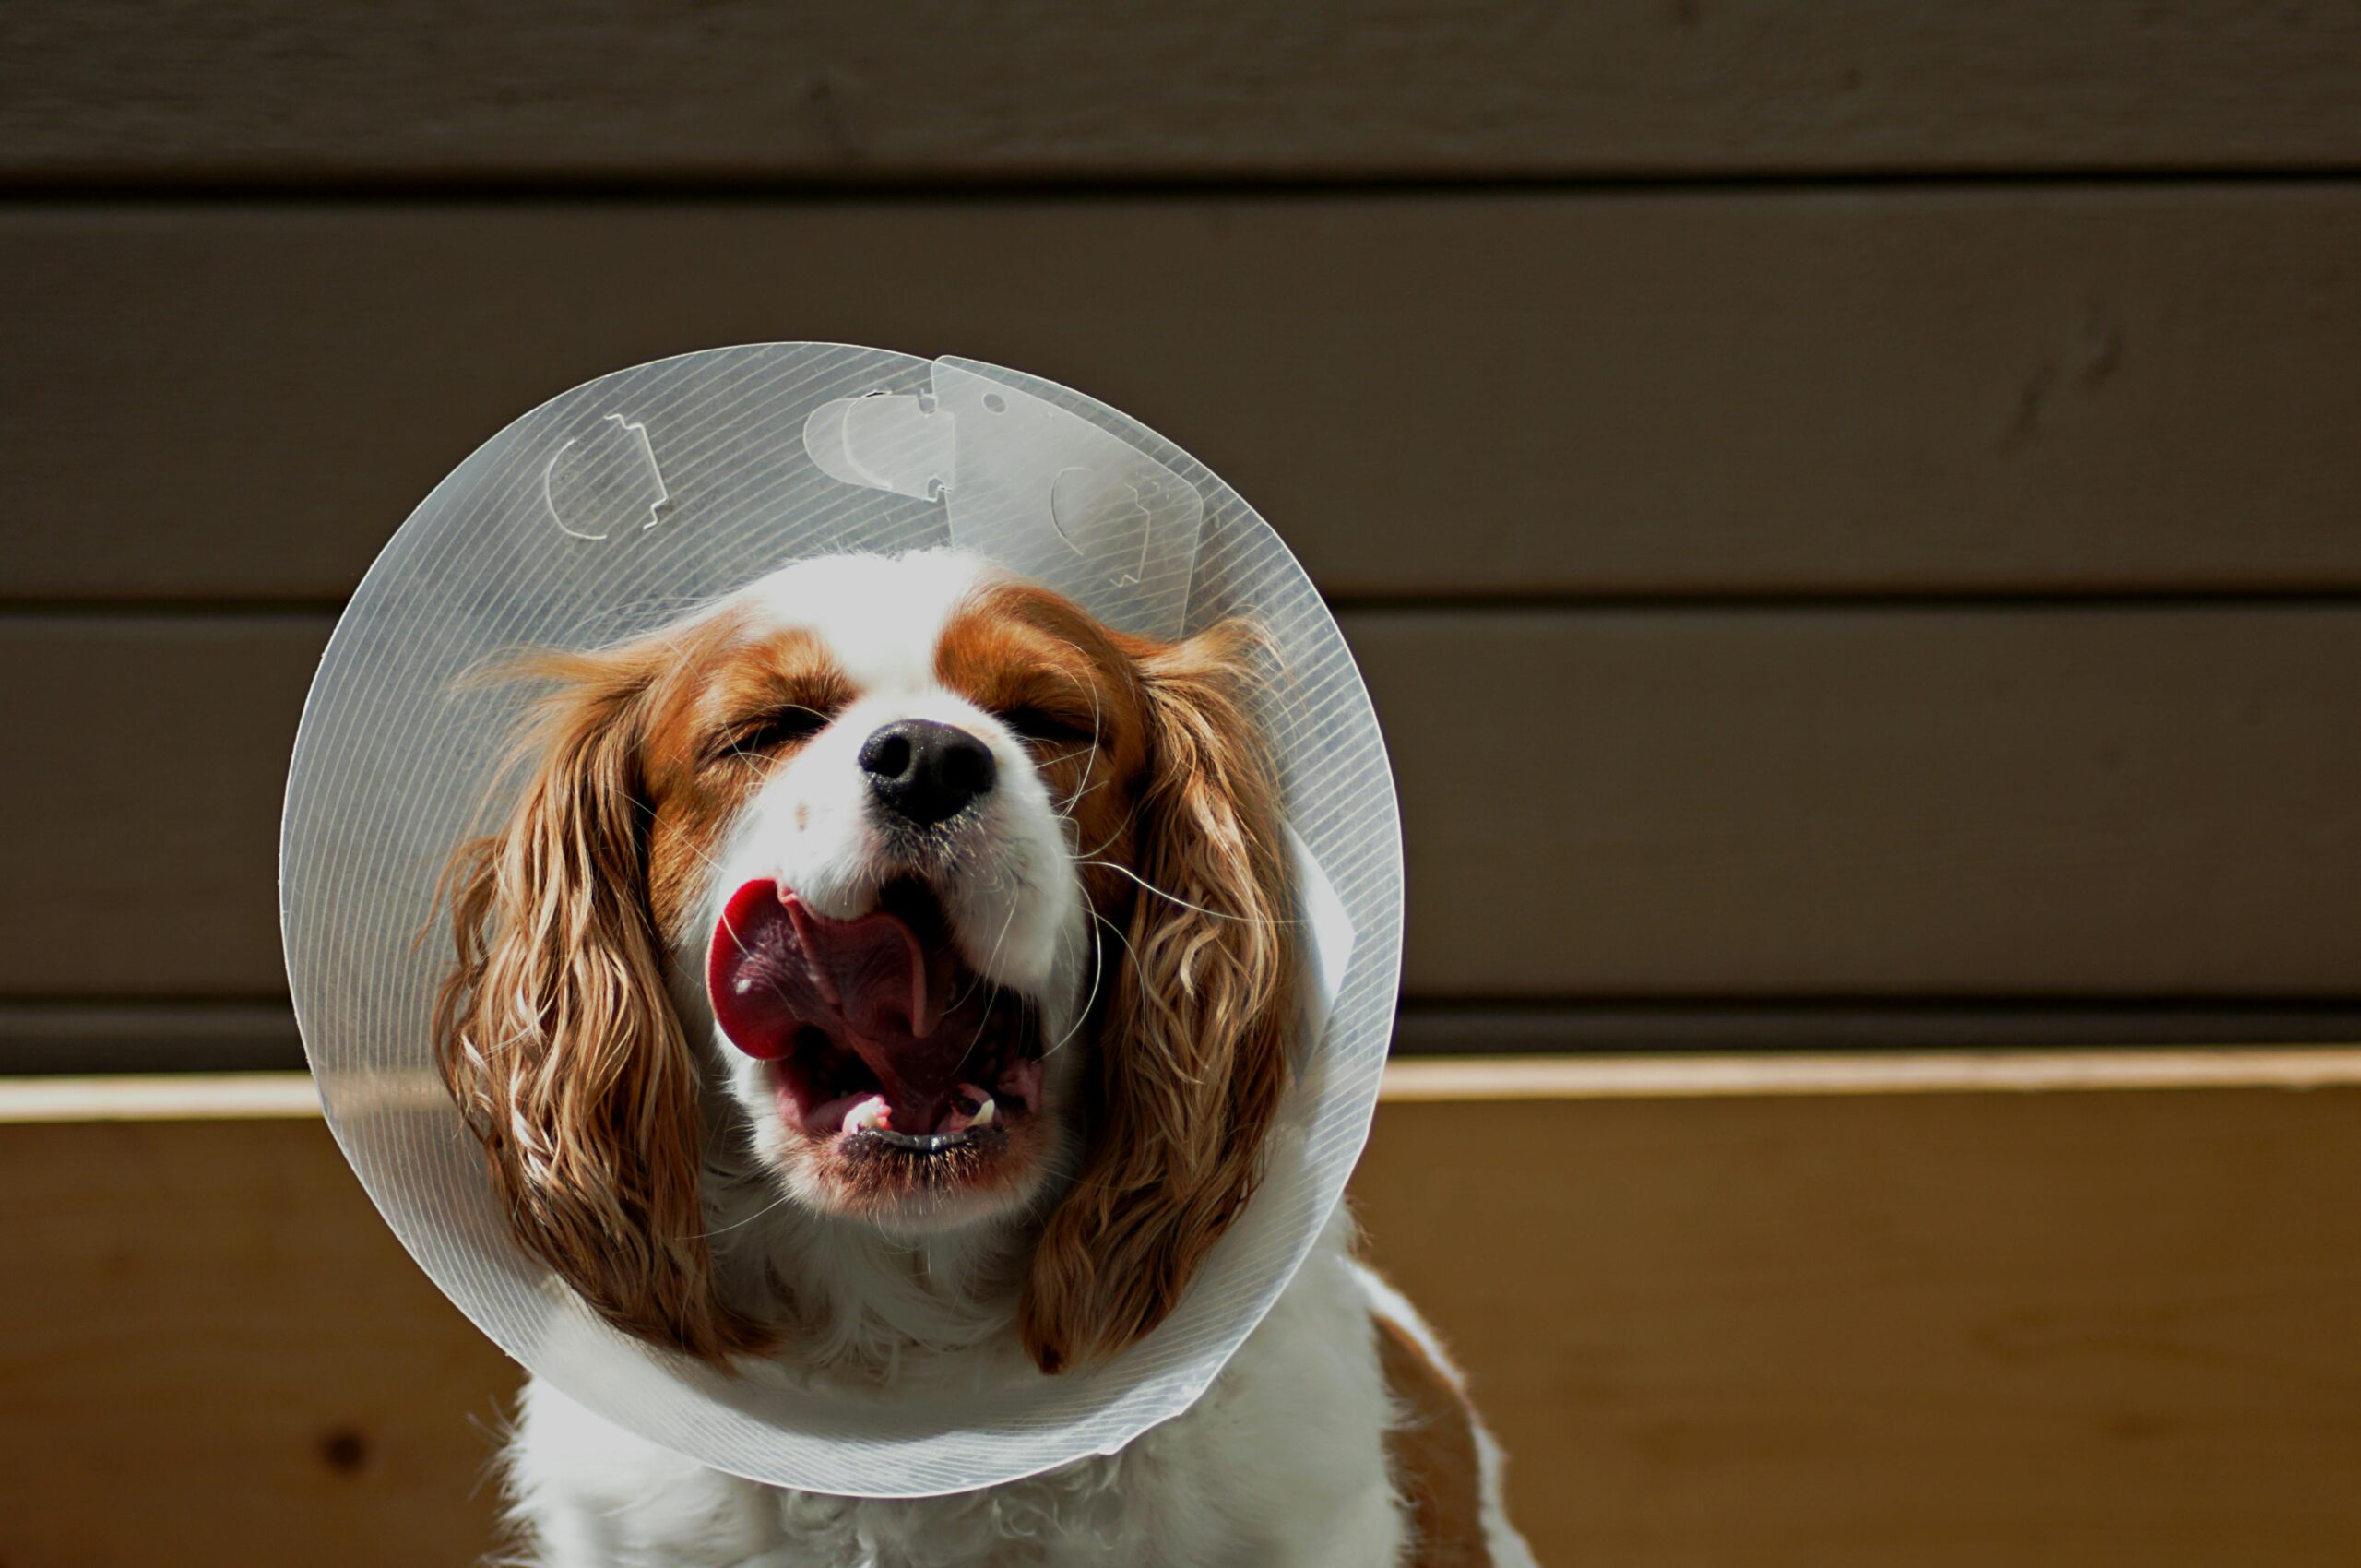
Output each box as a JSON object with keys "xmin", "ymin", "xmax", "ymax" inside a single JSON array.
[{"xmin": 708, "ymin": 880, "xmax": 965, "ymax": 1112}]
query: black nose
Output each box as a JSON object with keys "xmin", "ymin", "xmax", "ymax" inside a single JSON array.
[{"xmin": 859, "ymin": 719, "xmax": 997, "ymax": 826}]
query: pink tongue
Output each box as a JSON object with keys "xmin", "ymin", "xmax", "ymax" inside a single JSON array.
[{"xmin": 707, "ymin": 880, "xmax": 967, "ymax": 1123}]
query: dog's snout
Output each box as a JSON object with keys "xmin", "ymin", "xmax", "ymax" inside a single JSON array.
[{"xmin": 860, "ymin": 719, "xmax": 996, "ymax": 826}]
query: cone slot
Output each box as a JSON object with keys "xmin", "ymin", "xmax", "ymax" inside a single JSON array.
[{"xmin": 802, "ymin": 361, "xmax": 1204, "ymax": 642}]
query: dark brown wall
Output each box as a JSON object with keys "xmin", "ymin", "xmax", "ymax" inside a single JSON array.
[{"xmin": 6, "ymin": 4, "xmax": 2361, "ymax": 1067}]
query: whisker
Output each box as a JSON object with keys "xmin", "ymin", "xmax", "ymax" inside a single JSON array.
[
  {"xmin": 1062, "ymin": 795, "xmax": 1143, "ymax": 864},
  {"xmin": 943, "ymin": 866, "xmax": 1019, "ymax": 1015},
  {"xmin": 1060, "ymin": 676, "xmax": 1105, "ymax": 815},
  {"xmin": 694, "ymin": 1181, "xmax": 800, "ymax": 1240},
  {"xmin": 1070, "ymin": 858, "xmax": 1302, "ymax": 926},
  {"xmin": 631, "ymin": 798, "xmax": 757, "ymax": 960},
  {"xmin": 1043, "ymin": 910, "xmax": 1119, "ymax": 1059},
  {"xmin": 950, "ymin": 897, "xmax": 1023, "ymax": 1079},
  {"xmin": 1053, "ymin": 773, "xmax": 1113, "ymax": 817}
]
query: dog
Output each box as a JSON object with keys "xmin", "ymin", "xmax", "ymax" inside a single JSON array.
[{"xmin": 433, "ymin": 550, "xmax": 1536, "ymax": 1566}]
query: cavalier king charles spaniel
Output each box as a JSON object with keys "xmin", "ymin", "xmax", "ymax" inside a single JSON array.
[{"xmin": 433, "ymin": 551, "xmax": 1534, "ymax": 1567}]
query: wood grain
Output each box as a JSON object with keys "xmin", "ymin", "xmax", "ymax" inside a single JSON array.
[
  {"xmin": 8, "ymin": 188, "xmax": 2361, "ymax": 600},
  {"xmin": 0, "ymin": 1114, "xmax": 516, "ymax": 1568},
  {"xmin": 1351, "ymin": 1080, "xmax": 2361, "ymax": 1568},
  {"xmin": 7, "ymin": 1069, "xmax": 2360, "ymax": 1566},
  {"xmin": 11, "ymin": 606, "xmax": 2361, "ymax": 1000},
  {"xmin": 6, "ymin": 1, "xmax": 2361, "ymax": 182}
]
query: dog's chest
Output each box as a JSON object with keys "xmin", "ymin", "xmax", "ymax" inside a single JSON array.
[
  {"xmin": 508, "ymin": 1241, "xmax": 1403, "ymax": 1568},
  {"xmin": 515, "ymin": 1409, "xmax": 1262, "ymax": 1568},
  {"xmin": 757, "ymin": 1469, "xmax": 1205, "ymax": 1568}
]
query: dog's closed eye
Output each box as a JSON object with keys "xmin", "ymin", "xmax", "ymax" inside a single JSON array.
[
  {"xmin": 996, "ymin": 703, "xmax": 1097, "ymax": 747},
  {"xmin": 706, "ymin": 704, "xmax": 839, "ymax": 766}
]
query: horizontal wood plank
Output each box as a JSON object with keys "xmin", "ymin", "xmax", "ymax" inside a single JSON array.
[
  {"xmin": 8, "ymin": 188, "xmax": 2361, "ymax": 600},
  {"xmin": 19, "ymin": 1051, "xmax": 2361, "ymax": 1120},
  {"xmin": 0, "ymin": 1001, "xmax": 306, "ymax": 1075},
  {"xmin": 29, "ymin": 998, "xmax": 2361, "ymax": 1075},
  {"xmin": 1393, "ymin": 1002, "xmax": 2361, "ymax": 1055},
  {"xmin": 1353, "ymin": 1077, "xmax": 2361, "ymax": 1567},
  {"xmin": 0, "ymin": 1070, "xmax": 322, "ymax": 1121},
  {"xmin": 8, "ymin": 606, "xmax": 2361, "ymax": 1000},
  {"xmin": 0, "ymin": 615, "xmax": 326, "ymax": 997},
  {"xmin": 6, "ymin": 2, "xmax": 2361, "ymax": 182},
  {"xmin": 7, "ymin": 1067, "xmax": 2361, "ymax": 1566},
  {"xmin": 0, "ymin": 1114, "xmax": 518, "ymax": 1568},
  {"xmin": 1370, "ymin": 604, "xmax": 2361, "ymax": 995},
  {"xmin": 1379, "ymin": 1047, "xmax": 2361, "ymax": 1099}
]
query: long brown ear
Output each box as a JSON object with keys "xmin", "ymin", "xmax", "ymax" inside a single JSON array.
[
  {"xmin": 432, "ymin": 651, "xmax": 765, "ymax": 1366},
  {"xmin": 1021, "ymin": 621, "xmax": 1299, "ymax": 1373}
]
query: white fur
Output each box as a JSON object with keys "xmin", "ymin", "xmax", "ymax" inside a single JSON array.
[
  {"xmin": 691, "ymin": 552, "xmax": 1087, "ymax": 1241},
  {"xmin": 508, "ymin": 1217, "xmax": 1449, "ymax": 1568},
  {"xmin": 501, "ymin": 552, "xmax": 1534, "ymax": 1566},
  {"xmin": 1355, "ymin": 1263, "xmax": 1540, "ymax": 1568}
]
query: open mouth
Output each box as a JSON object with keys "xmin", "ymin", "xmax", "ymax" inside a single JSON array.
[{"xmin": 706, "ymin": 876, "xmax": 1045, "ymax": 1157}]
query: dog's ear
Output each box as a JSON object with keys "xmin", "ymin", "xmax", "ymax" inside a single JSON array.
[
  {"xmin": 433, "ymin": 648, "xmax": 766, "ymax": 1366},
  {"xmin": 1021, "ymin": 621, "xmax": 1299, "ymax": 1373}
]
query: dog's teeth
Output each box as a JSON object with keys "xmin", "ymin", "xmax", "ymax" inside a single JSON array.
[
  {"xmin": 969, "ymin": 1095, "xmax": 997, "ymax": 1128},
  {"xmin": 842, "ymin": 1095, "xmax": 891, "ymax": 1135}
]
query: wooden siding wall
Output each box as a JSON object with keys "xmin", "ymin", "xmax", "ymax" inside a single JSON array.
[
  {"xmin": 8, "ymin": 12, "xmax": 2361, "ymax": 1567},
  {"xmin": 4, "ymin": 4, "xmax": 2361, "ymax": 1064}
]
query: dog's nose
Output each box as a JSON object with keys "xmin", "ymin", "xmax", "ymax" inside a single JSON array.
[{"xmin": 859, "ymin": 719, "xmax": 997, "ymax": 826}]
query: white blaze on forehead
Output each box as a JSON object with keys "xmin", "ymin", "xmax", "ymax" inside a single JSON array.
[
  {"xmin": 730, "ymin": 551, "xmax": 1001, "ymax": 694},
  {"xmin": 694, "ymin": 545, "xmax": 1087, "ymax": 1041}
]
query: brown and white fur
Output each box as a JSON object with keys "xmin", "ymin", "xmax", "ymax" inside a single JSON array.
[{"xmin": 434, "ymin": 551, "xmax": 1535, "ymax": 1567}]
